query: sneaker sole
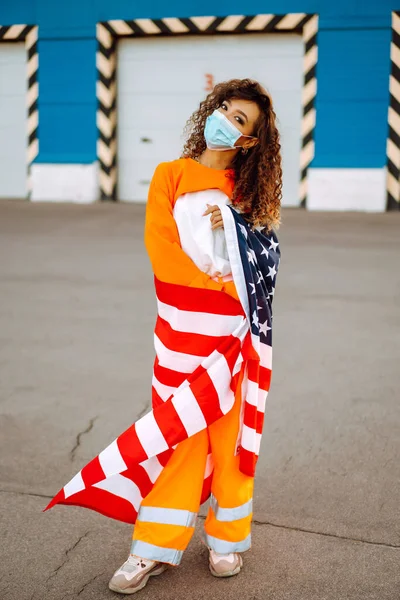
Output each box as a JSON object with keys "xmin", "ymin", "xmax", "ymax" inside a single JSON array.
[
  {"xmin": 209, "ymin": 555, "xmax": 243, "ymax": 578},
  {"xmin": 109, "ymin": 564, "xmax": 167, "ymax": 595}
]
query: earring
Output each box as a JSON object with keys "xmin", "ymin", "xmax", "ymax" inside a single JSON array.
[{"xmin": 241, "ymin": 147, "xmax": 248, "ymax": 155}]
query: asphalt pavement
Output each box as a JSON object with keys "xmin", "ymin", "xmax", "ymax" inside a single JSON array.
[{"xmin": 0, "ymin": 200, "xmax": 399, "ymax": 599}]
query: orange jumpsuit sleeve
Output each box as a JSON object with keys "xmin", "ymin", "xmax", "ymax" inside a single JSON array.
[{"xmin": 144, "ymin": 162, "xmax": 225, "ymax": 292}]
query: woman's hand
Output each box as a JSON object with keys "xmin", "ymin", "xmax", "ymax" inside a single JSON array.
[{"xmin": 203, "ymin": 204, "xmax": 224, "ymax": 230}]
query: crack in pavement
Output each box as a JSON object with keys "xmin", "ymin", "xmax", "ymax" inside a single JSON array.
[
  {"xmin": 77, "ymin": 571, "xmax": 106, "ymax": 596},
  {"xmin": 70, "ymin": 416, "xmax": 98, "ymax": 461},
  {"xmin": 0, "ymin": 575, "xmax": 12, "ymax": 598},
  {"xmin": 31, "ymin": 530, "xmax": 93, "ymax": 600},
  {"xmin": 251, "ymin": 518, "xmax": 400, "ymax": 549},
  {"xmin": 197, "ymin": 515, "xmax": 400, "ymax": 550},
  {"xmin": 3, "ymin": 490, "xmax": 399, "ymax": 551},
  {"xmin": 0, "ymin": 489, "xmax": 53, "ymax": 500}
]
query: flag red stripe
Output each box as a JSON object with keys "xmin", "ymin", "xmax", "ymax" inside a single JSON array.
[
  {"xmin": 155, "ymin": 315, "xmax": 228, "ymax": 357},
  {"xmin": 256, "ymin": 413, "xmax": 265, "ymax": 434},
  {"xmin": 247, "ymin": 360, "xmax": 260, "ymax": 383},
  {"xmin": 239, "ymin": 447, "xmax": 257, "ymax": 477},
  {"xmin": 242, "ymin": 333, "xmax": 259, "ymax": 361},
  {"xmin": 247, "ymin": 364, "xmax": 271, "ymax": 391},
  {"xmin": 157, "ymin": 448, "xmax": 174, "ymax": 467},
  {"xmin": 121, "ymin": 464, "xmax": 153, "ymax": 499},
  {"xmin": 153, "ymin": 359, "xmax": 186, "ymax": 388},
  {"xmin": 259, "ymin": 366, "xmax": 271, "ymax": 391},
  {"xmin": 189, "ymin": 366, "xmax": 225, "ymax": 425},
  {"xmin": 56, "ymin": 486, "xmax": 138, "ymax": 524},
  {"xmin": 214, "ymin": 334, "xmax": 242, "ymax": 374},
  {"xmin": 118, "ymin": 424, "xmax": 148, "ymax": 464},
  {"xmin": 243, "ymin": 403, "xmax": 265, "ymax": 432},
  {"xmin": 152, "ymin": 385, "xmax": 167, "ymax": 408},
  {"xmin": 155, "ymin": 277, "xmax": 243, "ymax": 316},
  {"xmin": 81, "ymin": 457, "xmax": 105, "ymax": 487},
  {"xmin": 43, "ymin": 488, "xmax": 65, "ymax": 512},
  {"xmin": 153, "ymin": 399, "xmax": 186, "ymax": 447}
]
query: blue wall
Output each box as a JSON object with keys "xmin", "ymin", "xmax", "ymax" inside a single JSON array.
[{"xmin": 0, "ymin": 0, "xmax": 394, "ymax": 168}]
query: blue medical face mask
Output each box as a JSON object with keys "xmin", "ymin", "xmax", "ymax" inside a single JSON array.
[{"xmin": 204, "ymin": 109, "xmax": 256, "ymax": 151}]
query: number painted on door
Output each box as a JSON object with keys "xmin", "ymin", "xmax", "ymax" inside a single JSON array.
[{"xmin": 204, "ymin": 74, "xmax": 214, "ymax": 92}]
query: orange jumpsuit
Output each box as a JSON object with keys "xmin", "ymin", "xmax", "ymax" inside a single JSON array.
[{"xmin": 131, "ymin": 158, "xmax": 254, "ymax": 565}]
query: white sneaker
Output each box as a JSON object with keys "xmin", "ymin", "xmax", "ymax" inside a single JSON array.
[
  {"xmin": 109, "ymin": 554, "xmax": 167, "ymax": 594},
  {"xmin": 209, "ymin": 550, "xmax": 243, "ymax": 577}
]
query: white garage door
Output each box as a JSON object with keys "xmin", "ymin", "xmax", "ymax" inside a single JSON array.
[
  {"xmin": 0, "ymin": 43, "xmax": 27, "ymax": 198},
  {"xmin": 118, "ymin": 34, "xmax": 303, "ymax": 206}
]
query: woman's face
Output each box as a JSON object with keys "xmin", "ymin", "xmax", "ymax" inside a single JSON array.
[{"xmin": 218, "ymin": 98, "xmax": 261, "ymax": 139}]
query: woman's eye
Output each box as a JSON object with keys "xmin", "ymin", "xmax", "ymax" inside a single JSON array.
[
  {"xmin": 221, "ymin": 103, "xmax": 228, "ymax": 111},
  {"xmin": 235, "ymin": 117, "xmax": 244, "ymax": 125}
]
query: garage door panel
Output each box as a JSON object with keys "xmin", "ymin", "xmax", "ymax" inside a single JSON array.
[
  {"xmin": 208, "ymin": 63, "xmax": 303, "ymax": 96},
  {"xmin": 119, "ymin": 59, "xmax": 302, "ymax": 96},
  {"xmin": 118, "ymin": 94, "xmax": 199, "ymax": 130},
  {"xmin": 118, "ymin": 34, "xmax": 303, "ymax": 204},
  {"xmin": 119, "ymin": 63, "xmax": 217, "ymax": 95},
  {"xmin": 119, "ymin": 134, "xmax": 183, "ymax": 163},
  {"xmin": 0, "ymin": 102, "xmax": 26, "ymax": 130},
  {"xmin": 0, "ymin": 44, "xmax": 27, "ymax": 198},
  {"xmin": 119, "ymin": 157, "xmax": 176, "ymax": 201},
  {"xmin": 118, "ymin": 34, "xmax": 303, "ymax": 60},
  {"xmin": 0, "ymin": 127, "xmax": 26, "ymax": 156},
  {"xmin": 0, "ymin": 158, "xmax": 27, "ymax": 197},
  {"xmin": 212, "ymin": 34, "xmax": 303, "ymax": 55},
  {"xmin": 0, "ymin": 62, "xmax": 26, "ymax": 87}
]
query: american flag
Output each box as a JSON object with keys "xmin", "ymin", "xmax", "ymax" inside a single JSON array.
[{"xmin": 45, "ymin": 207, "xmax": 280, "ymax": 524}]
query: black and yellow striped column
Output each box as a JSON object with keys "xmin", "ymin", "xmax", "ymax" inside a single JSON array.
[
  {"xmin": 97, "ymin": 22, "xmax": 117, "ymax": 200},
  {"xmin": 387, "ymin": 11, "xmax": 400, "ymax": 210}
]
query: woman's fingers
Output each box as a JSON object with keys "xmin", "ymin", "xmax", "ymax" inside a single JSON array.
[
  {"xmin": 203, "ymin": 204, "xmax": 224, "ymax": 229},
  {"xmin": 202, "ymin": 204, "xmax": 220, "ymax": 216},
  {"xmin": 211, "ymin": 218, "xmax": 224, "ymax": 230}
]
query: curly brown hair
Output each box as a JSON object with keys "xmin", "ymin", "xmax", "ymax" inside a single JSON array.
[{"xmin": 182, "ymin": 78, "xmax": 282, "ymax": 231}]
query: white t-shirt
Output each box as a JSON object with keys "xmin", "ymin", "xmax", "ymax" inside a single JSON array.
[{"xmin": 173, "ymin": 189, "xmax": 233, "ymax": 282}]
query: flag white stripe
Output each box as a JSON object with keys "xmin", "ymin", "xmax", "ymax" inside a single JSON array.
[
  {"xmin": 64, "ymin": 471, "xmax": 85, "ymax": 499},
  {"xmin": 135, "ymin": 411, "xmax": 169, "ymax": 457},
  {"xmin": 139, "ymin": 456, "xmax": 164, "ymax": 484},
  {"xmin": 251, "ymin": 333, "xmax": 272, "ymax": 369},
  {"xmin": 204, "ymin": 351, "xmax": 235, "ymax": 414},
  {"xmin": 152, "ymin": 375, "xmax": 175, "ymax": 401},
  {"xmin": 241, "ymin": 424, "xmax": 262, "ymax": 455},
  {"xmin": 245, "ymin": 379, "xmax": 259, "ymax": 407},
  {"xmin": 172, "ymin": 386, "xmax": 208, "ymax": 436},
  {"xmin": 232, "ymin": 352, "xmax": 244, "ymax": 376},
  {"xmin": 154, "ymin": 333, "xmax": 205, "ymax": 373},
  {"xmin": 99, "ymin": 439, "xmax": 128, "ymax": 476},
  {"xmin": 259, "ymin": 341, "xmax": 272, "ymax": 370},
  {"xmin": 221, "ymin": 205, "xmax": 250, "ymax": 322},
  {"xmin": 257, "ymin": 389, "xmax": 268, "ymax": 413},
  {"xmin": 157, "ymin": 299, "xmax": 243, "ymax": 337},
  {"xmin": 94, "ymin": 474, "xmax": 142, "ymax": 510}
]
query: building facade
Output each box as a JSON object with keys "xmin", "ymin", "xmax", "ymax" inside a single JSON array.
[{"xmin": 0, "ymin": 0, "xmax": 398, "ymax": 211}]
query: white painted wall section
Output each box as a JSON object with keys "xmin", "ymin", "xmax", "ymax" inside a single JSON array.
[
  {"xmin": 308, "ymin": 168, "xmax": 386, "ymax": 212},
  {"xmin": 31, "ymin": 163, "xmax": 99, "ymax": 203}
]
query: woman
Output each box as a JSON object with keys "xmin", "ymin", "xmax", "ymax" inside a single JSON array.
[{"xmin": 45, "ymin": 78, "xmax": 282, "ymax": 595}]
